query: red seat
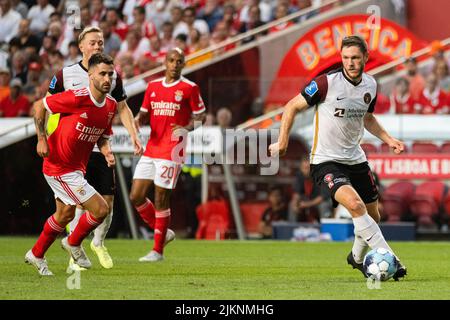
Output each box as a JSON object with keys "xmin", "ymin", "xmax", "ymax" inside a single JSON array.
[
  {"xmin": 239, "ymin": 202, "xmax": 269, "ymax": 235},
  {"xmin": 440, "ymin": 142, "xmax": 450, "ymax": 153},
  {"xmin": 411, "ymin": 142, "xmax": 439, "ymax": 154},
  {"xmin": 382, "ymin": 181, "xmax": 415, "ymax": 222},
  {"xmin": 410, "ymin": 181, "xmax": 446, "ymax": 226},
  {"xmin": 361, "ymin": 143, "xmax": 378, "ymax": 154},
  {"xmin": 195, "ymin": 200, "xmax": 232, "ymax": 240}
]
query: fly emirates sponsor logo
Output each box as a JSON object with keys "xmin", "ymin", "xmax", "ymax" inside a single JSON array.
[
  {"xmin": 76, "ymin": 122, "xmax": 105, "ymax": 142},
  {"xmin": 151, "ymin": 101, "xmax": 181, "ymax": 116}
]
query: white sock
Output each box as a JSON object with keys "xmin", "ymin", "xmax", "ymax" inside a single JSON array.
[
  {"xmin": 69, "ymin": 207, "xmax": 84, "ymax": 234},
  {"xmin": 93, "ymin": 209, "xmax": 113, "ymax": 247},
  {"xmin": 352, "ymin": 234, "xmax": 369, "ymax": 264},
  {"xmin": 352, "ymin": 213, "xmax": 395, "ymax": 255}
]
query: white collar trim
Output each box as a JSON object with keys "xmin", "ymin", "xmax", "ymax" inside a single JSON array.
[
  {"xmin": 162, "ymin": 77, "xmax": 181, "ymax": 88},
  {"xmin": 87, "ymin": 87, "xmax": 106, "ymax": 107}
]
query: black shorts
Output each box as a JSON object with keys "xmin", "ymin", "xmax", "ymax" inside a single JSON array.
[
  {"xmin": 84, "ymin": 152, "xmax": 115, "ymax": 195},
  {"xmin": 310, "ymin": 161, "xmax": 378, "ymax": 208}
]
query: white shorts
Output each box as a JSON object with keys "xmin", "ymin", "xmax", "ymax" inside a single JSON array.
[
  {"xmin": 133, "ymin": 156, "xmax": 182, "ymax": 189},
  {"xmin": 44, "ymin": 171, "xmax": 97, "ymax": 205}
]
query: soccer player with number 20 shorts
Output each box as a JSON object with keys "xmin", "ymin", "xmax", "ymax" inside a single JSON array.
[
  {"xmin": 130, "ymin": 48, "xmax": 206, "ymax": 262},
  {"xmin": 25, "ymin": 54, "xmax": 117, "ymax": 276}
]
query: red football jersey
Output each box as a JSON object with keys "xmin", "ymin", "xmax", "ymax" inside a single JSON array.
[
  {"xmin": 42, "ymin": 88, "xmax": 117, "ymax": 176},
  {"xmin": 415, "ymin": 89, "xmax": 448, "ymax": 114},
  {"xmin": 141, "ymin": 76, "xmax": 206, "ymax": 161}
]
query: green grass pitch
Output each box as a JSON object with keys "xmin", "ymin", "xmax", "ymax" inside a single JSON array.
[{"xmin": 1, "ymin": 237, "xmax": 449, "ymax": 300}]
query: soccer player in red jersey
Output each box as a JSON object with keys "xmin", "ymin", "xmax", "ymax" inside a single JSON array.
[
  {"xmin": 130, "ymin": 48, "xmax": 206, "ymax": 262},
  {"xmin": 25, "ymin": 54, "xmax": 118, "ymax": 276}
]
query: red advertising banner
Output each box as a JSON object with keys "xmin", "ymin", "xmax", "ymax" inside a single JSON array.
[
  {"xmin": 368, "ymin": 154, "xmax": 450, "ymax": 179},
  {"xmin": 265, "ymin": 14, "xmax": 428, "ymax": 106}
]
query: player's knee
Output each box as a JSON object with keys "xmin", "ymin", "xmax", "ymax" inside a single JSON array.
[
  {"xmin": 346, "ymin": 198, "xmax": 366, "ymax": 215},
  {"xmin": 129, "ymin": 192, "xmax": 143, "ymax": 206},
  {"xmin": 97, "ymin": 203, "xmax": 110, "ymax": 219}
]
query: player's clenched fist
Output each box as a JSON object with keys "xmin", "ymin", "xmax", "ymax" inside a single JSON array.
[
  {"xmin": 37, "ymin": 139, "xmax": 49, "ymax": 158},
  {"xmin": 104, "ymin": 152, "xmax": 115, "ymax": 167},
  {"xmin": 269, "ymin": 142, "xmax": 286, "ymax": 157}
]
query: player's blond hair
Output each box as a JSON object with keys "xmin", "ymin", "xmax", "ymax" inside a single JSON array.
[{"xmin": 78, "ymin": 26, "xmax": 103, "ymax": 44}]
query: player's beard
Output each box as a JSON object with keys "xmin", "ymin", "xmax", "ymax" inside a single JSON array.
[{"xmin": 345, "ymin": 64, "xmax": 364, "ymax": 81}]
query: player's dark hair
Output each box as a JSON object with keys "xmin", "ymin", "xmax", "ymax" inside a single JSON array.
[
  {"xmin": 88, "ymin": 53, "xmax": 114, "ymax": 69},
  {"xmin": 341, "ymin": 35, "xmax": 368, "ymax": 55},
  {"xmin": 134, "ymin": 6, "xmax": 146, "ymax": 15}
]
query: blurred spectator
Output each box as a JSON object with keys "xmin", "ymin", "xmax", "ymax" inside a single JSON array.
[
  {"xmin": 414, "ymin": 73, "xmax": 448, "ymax": 114},
  {"xmin": 145, "ymin": 0, "xmax": 172, "ymax": 33},
  {"xmin": 269, "ymin": 2, "xmax": 294, "ymax": 34},
  {"xmin": 197, "ymin": 0, "xmax": 224, "ymax": 32},
  {"xmin": 433, "ymin": 59, "xmax": 450, "ymax": 93},
  {"xmin": 295, "ymin": 0, "xmax": 317, "ymax": 23},
  {"xmin": 116, "ymin": 53, "xmax": 135, "ymax": 79},
  {"xmin": 0, "ymin": 78, "xmax": 31, "ymax": 117},
  {"xmin": 27, "ymin": 0, "xmax": 55, "ymax": 36},
  {"xmin": 173, "ymin": 33, "xmax": 188, "ymax": 53},
  {"xmin": 91, "ymin": 0, "xmax": 106, "ymax": 24},
  {"xmin": 259, "ymin": 185, "xmax": 288, "ymax": 239},
  {"xmin": 404, "ymin": 57, "xmax": 425, "ymax": 101},
  {"xmin": 118, "ymin": 28, "xmax": 150, "ymax": 62},
  {"xmin": 23, "ymin": 61, "xmax": 43, "ymax": 97},
  {"xmin": 389, "ymin": 77, "xmax": 414, "ymax": 114},
  {"xmin": 10, "ymin": 19, "xmax": 41, "ymax": 55},
  {"xmin": 0, "ymin": 67, "xmax": 11, "ymax": 102},
  {"xmin": 99, "ymin": 18, "xmax": 122, "ymax": 58},
  {"xmin": 216, "ymin": 107, "xmax": 232, "ymax": 129},
  {"xmin": 104, "ymin": 0, "xmax": 122, "ymax": 9},
  {"xmin": 174, "ymin": 6, "xmax": 210, "ymax": 40},
  {"xmin": 39, "ymin": 35, "xmax": 57, "ymax": 70},
  {"xmin": 289, "ymin": 156, "xmax": 327, "ymax": 223},
  {"xmin": 11, "ymin": 0, "xmax": 27, "ymax": 18},
  {"xmin": 10, "ymin": 50, "xmax": 28, "ymax": 84},
  {"xmin": 132, "ymin": 6, "xmax": 157, "ymax": 38},
  {"xmin": 106, "ymin": 8, "xmax": 129, "ymax": 40},
  {"xmin": 64, "ymin": 41, "xmax": 82, "ymax": 67},
  {"xmin": 160, "ymin": 21, "xmax": 175, "ymax": 54},
  {"xmin": 170, "ymin": 6, "xmax": 184, "ymax": 36},
  {"xmin": 220, "ymin": 3, "xmax": 239, "ymax": 36},
  {"xmin": 47, "ymin": 20, "xmax": 64, "ymax": 51},
  {"xmin": 238, "ymin": 5, "xmax": 265, "ymax": 44},
  {"xmin": 0, "ymin": 0, "xmax": 21, "ymax": 44},
  {"xmin": 80, "ymin": 6, "xmax": 95, "ymax": 28},
  {"xmin": 373, "ymin": 89, "xmax": 390, "ymax": 114},
  {"xmin": 144, "ymin": 35, "xmax": 165, "ymax": 66},
  {"xmin": 240, "ymin": 0, "xmax": 271, "ymax": 24},
  {"xmin": 47, "ymin": 50, "xmax": 64, "ymax": 75}
]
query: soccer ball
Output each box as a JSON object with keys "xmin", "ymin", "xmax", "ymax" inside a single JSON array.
[{"xmin": 363, "ymin": 248, "xmax": 399, "ymax": 281}]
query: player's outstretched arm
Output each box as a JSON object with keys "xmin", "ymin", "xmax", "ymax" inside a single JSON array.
[
  {"xmin": 97, "ymin": 137, "xmax": 115, "ymax": 167},
  {"xmin": 33, "ymin": 99, "xmax": 49, "ymax": 158},
  {"xmin": 269, "ymin": 93, "xmax": 309, "ymax": 157},
  {"xmin": 363, "ymin": 112, "xmax": 404, "ymax": 154},
  {"xmin": 117, "ymin": 100, "xmax": 143, "ymax": 156}
]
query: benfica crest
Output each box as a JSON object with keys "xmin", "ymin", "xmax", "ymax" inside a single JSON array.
[{"xmin": 174, "ymin": 90, "xmax": 183, "ymax": 102}]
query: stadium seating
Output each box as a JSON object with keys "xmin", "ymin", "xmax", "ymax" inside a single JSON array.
[
  {"xmin": 239, "ymin": 202, "xmax": 269, "ymax": 236},
  {"xmin": 361, "ymin": 143, "xmax": 378, "ymax": 154},
  {"xmin": 382, "ymin": 181, "xmax": 416, "ymax": 222},
  {"xmin": 440, "ymin": 142, "xmax": 450, "ymax": 153},
  {"xmin": 409, "ymin": 181, "xmax": 447, "ymax": 226},
  {"xmin": 411, "ymin": 142, "xmax": 440, "ymax": 153},
  {"xmin": 195, "ymin": 200, "xmax": 233, "ymax": 240}
]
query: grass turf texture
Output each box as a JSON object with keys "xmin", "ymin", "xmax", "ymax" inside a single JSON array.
[{"xmin": 1, "ymin": 237, "xmax": 449, "ymax": 299}]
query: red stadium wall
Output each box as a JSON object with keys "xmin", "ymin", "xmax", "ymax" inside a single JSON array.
[{"xmin": 407, "ymin": 0, "xmax": 450, "ymax": 41}]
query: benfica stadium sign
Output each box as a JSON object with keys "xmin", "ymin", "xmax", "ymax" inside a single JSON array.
[
  {"xmin": 368, "ymin": 155, "xmax": 450, "ymax": 179},
  {"xmin": 266, "ymin": 14, "xmax": 428, "ymax": 105}
]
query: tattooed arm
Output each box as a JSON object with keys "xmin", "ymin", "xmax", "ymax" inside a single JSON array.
[{"xmin": 33, "ymin": 99, "xmax": 49, "ymax": 158}]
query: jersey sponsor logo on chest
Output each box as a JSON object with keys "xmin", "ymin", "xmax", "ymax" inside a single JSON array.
[{"xmin": 151, "ymin": 101, "xmax": 181, "ymax": 116}]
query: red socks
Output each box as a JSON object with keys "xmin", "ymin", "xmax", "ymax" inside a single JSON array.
[
  {"xmin": 68, "ymin": 212, "xmax": 101, "ymax": 246},
  {"xmin": 153, "ymin": 209, "xmax": 171, "ymax": 254},
  {"xmin": 32, "ymin": 215, "xmax": 65, "ymax": 258},
  {"xmin": 135, "ymin": 198, "xmax": 156, "ymax": 229}
]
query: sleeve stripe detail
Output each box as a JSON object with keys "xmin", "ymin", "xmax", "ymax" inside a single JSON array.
[{"xmin": 43, "ymin": 98, "xmax": 53, "ymax": 114}]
